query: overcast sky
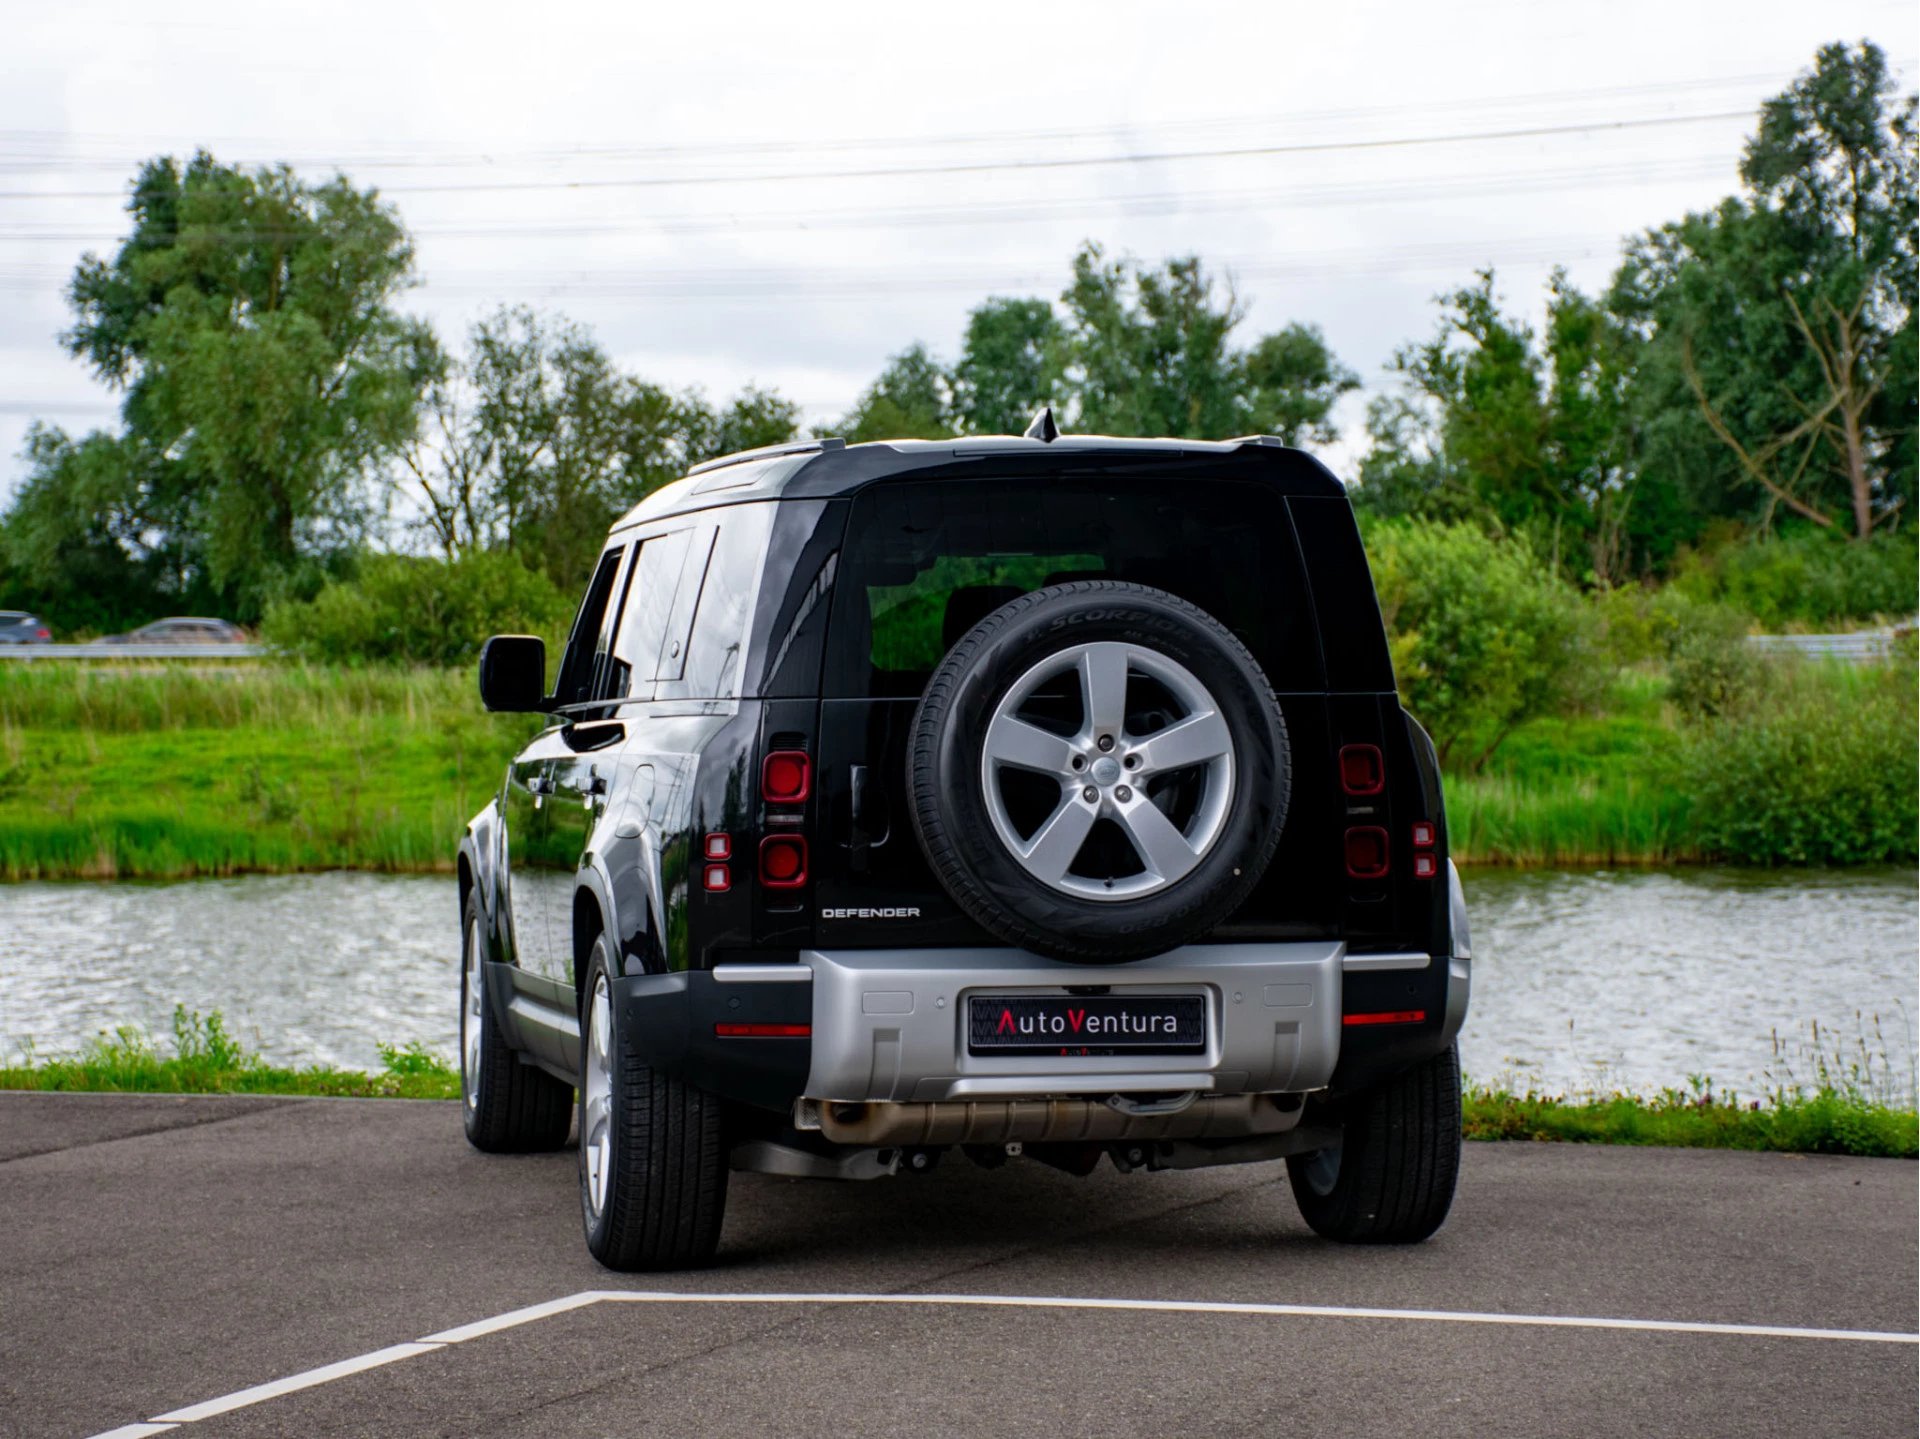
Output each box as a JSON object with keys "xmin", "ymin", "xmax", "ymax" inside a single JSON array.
[{"xmin": 2, "ymin": 0, "xmax": 1913, "ymax": 501}]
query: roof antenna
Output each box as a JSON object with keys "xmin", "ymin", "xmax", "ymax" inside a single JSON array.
[{"xmin": 1022, "ymin": 405, "xmax": 1060, "ymax": 443}]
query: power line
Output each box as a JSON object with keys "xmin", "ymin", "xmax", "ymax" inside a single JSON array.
[
  {"xmin": 0, "ymin": 110, "xmax": 1755, "ymax": 202},
  {"xmin": 0, "ymin": 155, "xmax": 1733, "ymax": 246},
  {"xmin": 0, "ymin": 68, "xmax": 1811, "ymax": 172}
]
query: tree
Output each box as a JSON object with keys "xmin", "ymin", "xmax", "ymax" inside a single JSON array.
[
  {"xmin": 395, "ymin": 306, "xmax": 800, "ymax": 582},
  {"xmin": 1357, "ymin": 270, "xmax": 1650, "ymax": 583},
  {"xmin": 0, "ymin": 426, "xmax": 191, "ymax": 632},
  {"xmin": 1241, "ymin": 322, "xmax": 1361, "ymax": 447},
  {"xmin": 823, "ymin": 344, "xmax": 954, "ymax": 442},
  {"xmin": 1058, "ymin": 244, "xmax": 1244, "ymax": 438},
  {"xmin": 1612, "ymin": 42, "xmax": 1917, "ymax": 541},
  {"xmin": 687, "ymin": 385, "xmax": 803, "ymax": 463},
  {"xmin": 55, "ymin": 152, "xmax": 435, "ymax": 612},
  {"xmin": 834, "ymin": 244, "xmax": 1357, "ymax": 446},
  {"xmin": 951, "ymin": 297, "xmax": 1061, "ymax": 435}
]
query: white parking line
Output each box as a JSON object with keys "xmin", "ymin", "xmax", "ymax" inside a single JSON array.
[{"xmin": 86, "ymin": 1290, "xmax": 1920, "ymax": 1438}]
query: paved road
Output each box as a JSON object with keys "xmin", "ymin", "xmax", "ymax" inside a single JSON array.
[{"xmin": 1, "ymin": 1092, "xmax": 1913, "ymax": 1439}]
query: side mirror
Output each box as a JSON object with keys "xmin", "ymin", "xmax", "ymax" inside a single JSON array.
[{"xmin": 478, "ymin": 635, "xmax": 548, "ymax": 713}]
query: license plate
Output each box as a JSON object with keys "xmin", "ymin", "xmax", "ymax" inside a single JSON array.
[{"xmin": 967, "ymin": 993, "xmax": 1206, "ymax": 1056}]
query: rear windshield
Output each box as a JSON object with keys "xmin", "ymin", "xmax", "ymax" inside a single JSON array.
[{"xmin": 825, "ymin": 476, "xmax": 1323, "ymax": 698}]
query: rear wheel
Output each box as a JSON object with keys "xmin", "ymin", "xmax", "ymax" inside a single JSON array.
[
  {"xmin": 460, "ymin": 889, "xmax": 571, "ymax": 1153},
  {"xmin": 1288, "ymin": 1045, "xmax": 1462, "ymax": 1243},
  {"xmin": 579, "ymin": 936, "xmax": 729, "ymax": 1271},
  {"xmin": 909, "ymin": 581, "xmax": 1289, "ymax": 963}
]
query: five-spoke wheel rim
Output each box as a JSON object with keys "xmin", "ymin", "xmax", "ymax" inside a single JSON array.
[
  {"xmin": 461, "ymin": 911, "xmax": 483, "ymax": 1113},
  {"xmin": 581, "ymin": 973, "xmax": 613, "ymax": 1220},
  {"xmin": 980, "ymin": 640, "xmax": 1235, "ymax": 901}
]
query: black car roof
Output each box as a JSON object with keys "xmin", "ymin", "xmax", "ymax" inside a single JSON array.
[{"xmin": 612, "ymin": 433, "xmax": 1348, "ymax": 532}]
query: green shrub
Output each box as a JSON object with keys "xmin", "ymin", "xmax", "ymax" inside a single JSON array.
[
  {"xmin": 1671, "ymin": 529, "xmax": 1919, "ymax": 629},
  {"xmin": 261, "ymin": 550, "xmax": 571, "ymax": 667},
  {"xmin": 1679, "ymin": 659, "xmax": 1918, "ymax": 864},
  {"xmin": 1594, "ymin": 587, "xmax": 1761, "ymax": 717},
  {"xmin": 1363, "ymin": 518, "xmax": 1593, "ymax": 769}
]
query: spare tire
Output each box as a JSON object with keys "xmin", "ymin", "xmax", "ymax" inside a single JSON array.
[{"xmin": 908, "ymin": 581, "xmax": 1289, "ymax": 963}]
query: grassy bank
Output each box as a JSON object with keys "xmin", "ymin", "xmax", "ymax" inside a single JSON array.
[
  {"xmin": 6, "ymin": 1010, "xmax": 1912, "ymax": 1158},
  {"xmin": 1464, "ymin": 1087, "xmax": 1917, "ymax": 1159},
  {"xmin": 0, "ymin": 1008, "xmax": 459, "ymax": 1100},
  {"xmin": 0, "ymin": 656, "xmax": 1910, "ymax": 878},
  {"xmin": 0, "ymin": 662, "xmax": 529, "ymax": 878}
]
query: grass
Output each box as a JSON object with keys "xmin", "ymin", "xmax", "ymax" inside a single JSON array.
[
  {"xmin": 6, "ymin": 1009, "xmax": 1912, "ymax": 1158},
  {"xmin": 0, "ymin": 1007, "xmax": 459, "ymax": 1100},
  {"xmin": 0, "ymin": 655, "xmax": 1907, "ymax": 876},
  {"xmin": 0, "ymin": 662, "xmax": 531, "ymax": 878},
  {"xmin": 1466, "ymin": 1015, "xmax": 1919, "ymax": 1158},
  {"xmin": 1464, "ymin": 1086, "xmax": 1917, "ymax": 1158}
]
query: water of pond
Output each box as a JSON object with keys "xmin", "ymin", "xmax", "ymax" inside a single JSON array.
[{"xmin": 0, "ymin": 868, "xmax": 1912, "ymax": 1096}]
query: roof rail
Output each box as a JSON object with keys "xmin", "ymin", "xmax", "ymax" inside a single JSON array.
[{"xmin": 686, "ymin": 435, "xmax": 845, "ymax": 477}]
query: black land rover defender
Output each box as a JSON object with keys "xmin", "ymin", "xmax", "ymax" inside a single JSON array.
[{"xmin": 458, "ymin": 422, "xmax": 1472, "ymax": 1271}]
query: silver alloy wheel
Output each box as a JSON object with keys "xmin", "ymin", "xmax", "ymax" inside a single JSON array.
[
  {"xmin": 980, "ymin": 640, "xmax": 1235, "ymax": 901},
  {"xmin": 581, "ymin": 973, "xmax": 614, "ymax": 1220},
  {"xmin": 461, "ymin": 910, "xmax": 484, "ymax": 1113}
]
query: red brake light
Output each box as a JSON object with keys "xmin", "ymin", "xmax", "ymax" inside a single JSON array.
[
  {"xmin": 759, "ymin": 834, "xmax": 808, "ymax": 888},
  {"xmin": 703, "ymin": 832, "xmax": 732, "ymax": 860},
  {"xmin": 1344, "ymin": 1010, "xmax": 1426, "ymax": 1027},
  {"xmin": 1339, "ymin": 744, "xmax": 1384, "ymax": 795},
  {"xmin": 762, "ymin": 751, "xmax": 811, "ymax": 803},
  {"xmin": 714, "ymin": 1022, "xmax": 811, "ymax": 1038},
  {"xmin": 702, "ymin": 863, "xmax": 731, "ymax": 892},
  {"xmin": 1344, "ymin": 826, "xmax": 1389, "ymax": 879},
  {"xmin": 1413, "ymin": 853, "xmax": 1438, "ymax": 879},
  {"xmin": 1412, "ymin": 821, "xmax": 1435, "ymax": 848}
]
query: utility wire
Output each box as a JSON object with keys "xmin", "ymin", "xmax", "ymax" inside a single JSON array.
[
  {"xmin": 0, "ymin": 110, "xmax": 1754, "ymax": 201},
  {"xmin": 0, "ymin": 67, "xmax": 1819, "ymax": 170},
  {"xmin": 0, "ymin": 155, "xmax": 1732, "ymax": 245}
]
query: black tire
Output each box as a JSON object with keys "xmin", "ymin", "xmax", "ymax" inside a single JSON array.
[
  {"xmin": 578, "ymin": 937, "xmax": 729, "ymax": 1271},
  {"xmin": 909, "ymin": 581, "xmax": 1289, "ymax": 963},
  {"xmin": 1288, "ymin": 1045, "xmax": 1462, "ymax": 1243},
  {"xmin": 460, "ymin": 888, "xmax": 572, "ymax": 1153}
]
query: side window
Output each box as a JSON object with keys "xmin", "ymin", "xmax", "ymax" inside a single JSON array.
[
  {"xmin": 656, "ymin": 529, "xmax": 717, "ymax": 683},
  {"xmin": 553, "ymin": 546, "xmax": 627, "ymax": 707},
  {"xmin": 671, "ymin": 503, "xmax": 778, "ymax": 700},
  {"xmin": 608, "ymin": 528, "xmax": 694, "ymax": 699}
]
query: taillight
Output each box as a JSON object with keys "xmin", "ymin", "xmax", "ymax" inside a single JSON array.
[
  {"xmin": 35, "ymin": 628, "xmax": 49, "ymax": 639},
  {"xmin": 1344, "ymin": 1009, "xmax": 1426, "ymax": 1027},
  {"xmin": 701, "ymin": 833, "xmax": 732, "ymax": 891},
  {"xmin": 1344, "ymin": 826, "xmax": 1389, "ymax": 879},
  {"xmin": 759, "ymin": 834, "xmax": 808, "ymax": 889},
  {"xmin": 714, "ymin": 1022, "xmax": 811, "ymax": 1038},
  {"xmin": 1412, "ymin": 820, "xmax": 1437, "ymax": 878},
  {"xmin": 762, "ymin": 751, "xmax": 811, "ymax": 804},
  {"xmin": 1338, "ymin": 744, "xmax": 1384, "ymax": 795}
]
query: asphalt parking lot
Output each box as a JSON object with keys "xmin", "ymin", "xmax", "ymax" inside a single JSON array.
[{"xmin": 1, "ymin": 1091, "xmax": 1913, "ymax": 1439}]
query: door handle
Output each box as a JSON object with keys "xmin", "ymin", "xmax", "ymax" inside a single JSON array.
[{"xmin": 526, "ymin": 775, "xmax": 555, "ymax": 796}]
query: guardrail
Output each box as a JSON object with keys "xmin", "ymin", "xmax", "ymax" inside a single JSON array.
[
  {"xmin": 1746, "ymin": 631, "xmax": 1898, "ymax": 662},
  {"xmin": 0, "ymin": 644, "xmax": 267, "ymax": 660}
]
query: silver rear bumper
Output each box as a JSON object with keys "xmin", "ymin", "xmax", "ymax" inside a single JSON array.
[{"xmin": 794, "ymin": 941, "xmax": 1346, "ymax": 1103}]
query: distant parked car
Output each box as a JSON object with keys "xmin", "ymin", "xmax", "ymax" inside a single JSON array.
[
  {"xmin": 0, "ymin": 611, "xmax": 52, "ymax": 644},
  {"xmin": 99, "ymin": 617, "xmax": 249, "ymax": 645}
]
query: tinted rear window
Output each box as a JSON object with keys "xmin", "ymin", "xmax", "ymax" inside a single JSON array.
[{"xmin": 826, "ymin": 477, "xmax": 1323, "ymax": 698}]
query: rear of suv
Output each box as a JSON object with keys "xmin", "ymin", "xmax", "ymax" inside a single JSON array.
[{"xmin": 458, "ymin": 424, "xmax": 1472, "ymax": 1271}]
